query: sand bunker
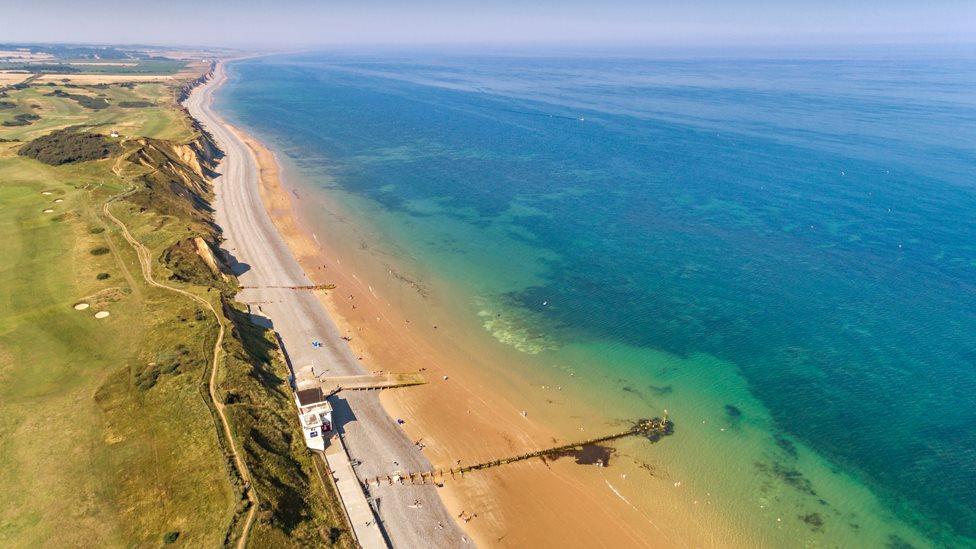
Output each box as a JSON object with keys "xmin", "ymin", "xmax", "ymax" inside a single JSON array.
[
  {"xmin": 94, "ymin": 311, "xmax": 110, "ymax": 319},
  {"xmin": 43, "ymin": 209, "xmax": 54, "ymax": 213},
  {"xmin": 41, "ymin": 191, "xmax": 53, "ymax": 195},
  {"xmin": 54, "ymin": 199, "xmax": 63, "ymax": 203},
  {"xmin": 73, "ymin": 303, "xmax": 90, "ymax": 310}
]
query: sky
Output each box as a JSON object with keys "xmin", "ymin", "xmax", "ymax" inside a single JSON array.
[{"xmin": 0, "ymin": 0, "xmax": 973, "ymax": 48}]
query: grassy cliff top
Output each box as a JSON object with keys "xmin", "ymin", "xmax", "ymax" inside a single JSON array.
[{"xmin": 0, "ymin": 60, "xmax": 351, "ymax": 548}]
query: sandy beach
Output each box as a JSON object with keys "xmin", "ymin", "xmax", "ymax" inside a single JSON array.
[
  {"xmin": 210, "ymin": 62, "xmax": 754, "ymax": 547},
  {"xmin": 187, "ymin": 63, "xmax": 470, "ymax": 548}
]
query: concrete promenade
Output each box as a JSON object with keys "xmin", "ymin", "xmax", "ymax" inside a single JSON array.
[{"xmin": 325, "ymin": 441, "xmax": 387, "ymax": 549}]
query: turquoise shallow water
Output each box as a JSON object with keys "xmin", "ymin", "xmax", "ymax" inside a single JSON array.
[{"xmin": 217, "ymin": 48, "xmax": 976, "ymax": 546}]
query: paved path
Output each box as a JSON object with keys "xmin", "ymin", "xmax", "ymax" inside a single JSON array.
[
  {"xmin": 325, "ymin": 442, "xmax": 387, "ymax": 548},
  {"xmin": 185, "ymin": 62, "xmax": 469, "ymax": 549}
]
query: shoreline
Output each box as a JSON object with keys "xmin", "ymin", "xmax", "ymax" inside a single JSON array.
[
  {"xmin": 186, "ymin": 61, "xmax": 469, "ymax": 548},
  {"xmin": 192, "ymin": 54, "xmax": 962, "ymax": 549},
  {"xmin": 211, "ymin": 62, "xmax": 718, "ymax": 548}
]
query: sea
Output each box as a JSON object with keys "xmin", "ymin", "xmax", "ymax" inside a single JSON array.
[{"xmin": 215, "ymin": 46, "xmax": 976, "ymax": 547}]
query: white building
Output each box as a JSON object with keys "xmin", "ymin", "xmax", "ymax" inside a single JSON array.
[{"xmin": 295, "ymin": 386, "xmax": 333, "ymax": 451}]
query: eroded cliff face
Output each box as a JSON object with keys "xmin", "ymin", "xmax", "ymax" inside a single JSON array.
[
  {"xmin": 122, "ymin": 131, "xmax": 233, "ymax": 290},
  {"xmin": 186, "ymin": 127, "xmax": 222, "ymax": 172},
  {"xmin": 128, "ymin": 137, "xmax": 212, "ymax": 216},
  {"xmin": 170, "ymin": 133, "xmax": 221, "ymax": 179},
  {"xmin": 175, "ymin": 59, "xmax": 224, "ymax": 175},
  {"xmin": 177, "ymin": 61, "xmax": 216, "ymax": 103}
]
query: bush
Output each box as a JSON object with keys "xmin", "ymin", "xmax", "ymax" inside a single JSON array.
[
  {"xmin": 89, "ymin": 227, "xmax": 105, "ymax": 234},
  {"xmin": 19, "ymin": 129, "xmax": 120, "ymax": 165},
  {"xmin": 43, "ymin": 89, "xmax": 109, "ymax": 110},
  {"xmin": 96, "ymin": 272, "xmax": 110, "ymax": 280},
  {"xmin": 2, "ymin": 113, "xmax": 40, "ymax": 127},
  {"xmin": 118, "ymin": 100, "xmax": 152, "ymax": 108},
  {"xmin": 163, "ymin": 530, "xmax": 180, "ymax": 544},
  {"xmin": 90, "ymin": 247, "xmax": 110, "ymax": 256}
]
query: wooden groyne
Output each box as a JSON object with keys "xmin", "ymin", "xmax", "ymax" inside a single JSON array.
[
  {"xmin": 316, "ymin": 373, "xmax": 426, "ymax": 394},
  {"xmin": 365, "ymin": 417, "xmax": 673, "ymax": 487},
  {"xmin": 240, "ymin": 283, "xmax": 336, "ymax": 291}
]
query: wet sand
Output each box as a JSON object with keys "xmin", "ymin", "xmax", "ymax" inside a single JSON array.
[{"xmin": 233, "ymin": 124, "xmax": 746, "ymax": 547}]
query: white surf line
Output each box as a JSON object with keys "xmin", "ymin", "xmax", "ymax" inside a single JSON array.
[{"xmin": 603, "ymin": 479, "xmax": 675, "ymax": 541}]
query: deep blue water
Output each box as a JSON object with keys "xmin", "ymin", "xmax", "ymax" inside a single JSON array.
[{"xmin": 219, "ymin": 49, "xmax": 976, "ymax": 545}]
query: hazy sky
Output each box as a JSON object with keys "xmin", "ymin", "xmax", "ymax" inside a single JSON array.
[{"xmin": 1, "ymin": 0, "xmax": 973, "ymax": 48}]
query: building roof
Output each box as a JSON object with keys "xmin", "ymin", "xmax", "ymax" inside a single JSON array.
[
  {"xmin": 296, "ymin": 387, "xmax": 326, "ymax": 407},
  {"xmin": 302, "ymin": 411, "xmax": 324, "ymax": 428}
]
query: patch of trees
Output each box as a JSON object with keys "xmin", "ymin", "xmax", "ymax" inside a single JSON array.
[
  {"xmin": 44, "ymin": 89, "xmax": 110, "ymax": 110},
  {"xmin": 118, "ymin": 100, "xmax": 153, "ymax": 108},
  {"xmin": 18, "ymin": 129, "xmax": 121, "ymax": 165},
  {"xmin": 0, "ymin": 101, "xmax": 15, "ymax": 109}
]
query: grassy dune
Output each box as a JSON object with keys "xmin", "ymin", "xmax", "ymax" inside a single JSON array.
[{"xmin": 0, "ymin": 70, "xmax": 351, "ymax": 547}]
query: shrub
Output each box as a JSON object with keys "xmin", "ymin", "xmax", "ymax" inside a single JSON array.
[
  {"xmin": 43, "ymin": 89, "xmax": 109, "ymax": 109},
  {"xmin": 163, "ymin": 531, "xmax": 180, "ymax": 544},
  {"xmin": 19, "ymin": 129, "xmax": 120, "ymax": 165},
  {"xmin": 2, "ymin": 113, "xmax": 40, "ymax": 127},
  {"xmin": 96, "ymin": 272, "xmax": 110, "ymax": 280},
  {"xmin": 118, "ymin": 100, "xmax": 152, "ymax": 108},
  {"xmin": 90, "ymin": 247, "xmax": 110, "ymax": 256},
  {"xmin": 89, "ymin": 227, "xmax": 105, "ymax": 234}
]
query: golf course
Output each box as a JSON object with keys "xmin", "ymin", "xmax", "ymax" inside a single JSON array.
[{"xmin": 0, "ymin": 51, "xmax": 351, "ymax": 548}]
